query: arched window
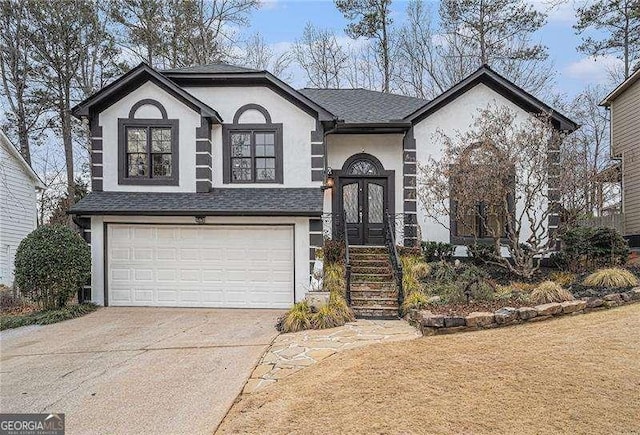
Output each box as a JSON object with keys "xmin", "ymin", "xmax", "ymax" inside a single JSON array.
[
  {"xmin": 451, "ymin": 142, "xmax": 514, "ymax": 241},
  {"xmin": 347, "ymin": 158, "xmax": 380, "ymax": 176}
]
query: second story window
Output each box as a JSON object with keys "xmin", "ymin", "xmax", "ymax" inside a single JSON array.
[
  {"xmin": 222, "ymin": 104, "xmax": 283, "ymax": 184},
  {"xmin": 126, "ymin": 127, "xmax": 173, "ymax": 178},
  {"xmin": 118, "ymin": 99, "xmax": 179, "ymax": 186},
  {"xmin": 230, "ymin": 130, "xmax": 277, "ymax": 182}
]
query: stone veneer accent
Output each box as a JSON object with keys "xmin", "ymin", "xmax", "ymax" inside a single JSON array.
[
  {"xmin": 90, "ymin": 116, "xmax": 103, "ymax": 192},
  {"xmin": 196, "ymin": 117, "xmax": 213, "ymax": 192},
  {"xmin": 310, "ymin": 121, "xmax": 324, "ymax": 182},
  {"xmin": 403, "ymin": 127, "xmax": 418, "ymax": 246},
  {"xmin": 309, "ymin": 218, "xmax": 323, "ymax": 277},
  {"xmin": 406, "ymin": 288, "xmax": 640, "ymax": 335}
]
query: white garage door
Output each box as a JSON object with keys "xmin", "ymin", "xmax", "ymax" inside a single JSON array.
[{"xmin": 107, "ymin": 224, "xmax": 294, "ymax": 308}]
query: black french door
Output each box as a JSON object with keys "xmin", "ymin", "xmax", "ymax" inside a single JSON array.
[{"xmin": 340, "ymin": 177, "xmax": 387, "ymax": 245}]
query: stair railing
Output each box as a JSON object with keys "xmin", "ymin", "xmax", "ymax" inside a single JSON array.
[
  {"xmin": 384, "ymin": 213, "xmax": 403, "ymax": 311},
  {"xmin": 343, "ymin": 210, "xmax": 352, "ymax": 304}
]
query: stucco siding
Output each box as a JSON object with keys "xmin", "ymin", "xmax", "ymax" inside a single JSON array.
[
  {"xmin": 0, "ymin": 140, "xmax": 38, "ymax": 286},
  {"xmin": 98, "ymin": 81, "xmax": 202, "ymax": 192},
  {"xmin": 412, "ymin": 82, "xmax": 541, "ymax": 250},
  {"xmin": 184, "ymin": 86, "xmax": 319, "ymax": 188}
]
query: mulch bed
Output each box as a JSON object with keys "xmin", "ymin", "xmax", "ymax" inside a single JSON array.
[{"xmin": 570, "ymin": 285, "xmax": 634, "ymax": 299}]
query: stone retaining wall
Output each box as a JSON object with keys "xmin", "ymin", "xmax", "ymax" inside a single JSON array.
[{"xmin": 407, "ymin": 288, "xmax": 640, "ymax": 336}]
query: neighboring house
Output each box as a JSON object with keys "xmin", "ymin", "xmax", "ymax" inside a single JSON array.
[
  {"xmin": 601, "ymin": 68, "xmax": 640, "ymax": 246},
  {"xmin": 0, "ymin": 130, "xmax": 45, "ymax": 287},
  {"xmin": 69, "ymin": 62, "xmax": 577, "ymax": 310}
]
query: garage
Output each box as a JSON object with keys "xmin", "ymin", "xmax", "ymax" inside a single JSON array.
[{"xmin": 106, "ymin": 224, "xmax": 294, "ymax": 308}]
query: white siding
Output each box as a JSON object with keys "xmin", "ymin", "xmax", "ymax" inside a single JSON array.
[
  {"xmin": 0, "ymin": 140, "xmax": 39, "ymax": 286},
  {"xmin": 413, "ymin": 83, "xmax": 542, "ymax": 252}
]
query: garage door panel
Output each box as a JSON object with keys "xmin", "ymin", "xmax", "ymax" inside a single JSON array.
[{"xmin": 107, "ymin": 224, "xmax": 294, "ymax": 308}]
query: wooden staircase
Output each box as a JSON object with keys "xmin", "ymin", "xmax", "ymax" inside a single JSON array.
[{"xmin": 348, "ymin": 246, "xmax": 400, "ymax": 319}]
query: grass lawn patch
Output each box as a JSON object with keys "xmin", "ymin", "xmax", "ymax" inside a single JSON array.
[
  {"xmin": 218, "ymin": 304, "xmax": 640, "ymax": 435},
  {"xmin": 0, "ymin": 303, "xmax": 99, "ymax": 331}
]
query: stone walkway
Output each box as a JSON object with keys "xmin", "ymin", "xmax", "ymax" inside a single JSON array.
[{"xmin": 243, "ymin": 319, "xmax": 420, "ymax": 394}]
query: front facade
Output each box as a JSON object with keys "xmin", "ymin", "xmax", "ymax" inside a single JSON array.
[
  {"xmin": 70, "ymin": 63, "xmax": 576, "ymax": 309},
  {"xmin": 0, "ymin": 131, "xmax": 45, "ymax": 286},
  {"xmin": 601, "ymin": 69, "xmax": 640, "ymax": 245}
]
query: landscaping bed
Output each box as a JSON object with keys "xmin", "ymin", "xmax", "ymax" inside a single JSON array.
[{"xmin": 0, "ymin": 303, "xmax": 98, "ymax": 331}]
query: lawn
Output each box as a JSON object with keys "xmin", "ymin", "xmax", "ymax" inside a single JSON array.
[{"xmin": 218, "ymin": 304, "xmax": 640, "ymax": 434}]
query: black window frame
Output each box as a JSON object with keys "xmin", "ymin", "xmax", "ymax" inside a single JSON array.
[
  {"xmin": 118, "ymin": 118, "xmax": 179, "ymax": 186},
  {"xmin": 222, "ymin": 123, "xmax": 283, "ymax": 184}
]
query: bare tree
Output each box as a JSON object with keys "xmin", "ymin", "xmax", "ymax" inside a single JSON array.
[
  {"xmin": 335, "ymin": 0, "xmax": 393, "ymax": 92},
  {"xmin": 0, "ymin": 0, "xmax": 50, "ymax": 165},
  {"xmin": 417, "ymin": 106, "xmax": 575, "ymax": 278},
  {"xmin": 110, "ymin": 0, "xmax": 258, "ymax": 69},
  {"xmin": 293, "ymin": 23, "xmax": 348, "ymax": 88},
  {"xmin": 575, "ymin": 0, "xmax": 640, "ymax": 78},
  {"xmin": 241, "ymin": 32, "xmax": 292, "ymax": 80}
]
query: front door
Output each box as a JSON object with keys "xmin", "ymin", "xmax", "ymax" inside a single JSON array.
[{"xmin": 341, "ymin": 177, "xmax": 387, "ymax": 245}]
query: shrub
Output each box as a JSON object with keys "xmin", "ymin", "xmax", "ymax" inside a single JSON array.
[
  {"xmin": 0, "ymin": 303, "xmax": 98, "ymax": 331},
  {"xmin": 425, "ymin": 281, "xmax": 494, "ymax": 304},
  {"xmin": 550, "ymin": 271, "xmax": 576, "ymax": 287},
  {"xmin": 530, "ymin": 281, "xmax": 574, "ymax": 304},
  {"xmin": 324, "ymin": 263, "xmax": 346, "ymax": 296},
  {"xmin": 323, "ymin": 238, "xmax": 345, "ymax": 265},
  {"xmin": 280, "ymin": 301, "xmax": 313, "ymax": 333},
  {"xmin": 421, "ymin": 241, "xmax": 456, "ymax": 262},
  {"xmin": 401, "ymin": 291, "xmax": 429, "ymax": 315},
  {"xmin": 400, "ymin": 255, "xmax": 430, "ymax": 295},
  {"xmin": 558, "ymin": 226, "xmax": 629, "ymax": 272},
  {"xmin": 429, "ymin": 260, "xmax": 457, "ymax": 282},
  {"xmin": 583, "ymin": 268, "xmax": 639, "ymax": 288},
  {"xmin": 467, "ymin": 242, "xmax": 500, "ymax": 265},
  {"xmin": 328, "ymin": 292, "xmax": 355, "ymax": 323},
  {"xmin": 14, "ymin": 225, "xmax": 91, "ymax": 310},
  {"xmin": 312, "ymin": 304, "xmax": 344, "ymax": 329}
]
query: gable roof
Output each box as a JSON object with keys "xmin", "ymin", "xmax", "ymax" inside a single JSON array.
[
  {"xmin": 162, "ymin": 66, "xmax": 336, "ymax": 121},
  {"xmin": 404, "ymin": 65, "xmax": 578, "ymax": 131},
  {"xmin": 600, "ymin": 68, "xmax": 640, "ymax": 106},
  {"xmin": 162, "ymin": 63, "xmax": 260, "ymax": 74},
  {"xmin": 0, "ymin": 130, "xmax": 45, "ymax": 189},
  {"xmin": 298, "ymin": 88, "xmax": 428, "ymax": 124},
  {"xmin": 72, "ymin": 63, "xmax": 223, "ymax": 122}
]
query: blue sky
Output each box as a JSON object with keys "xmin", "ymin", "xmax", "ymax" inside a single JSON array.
[{"xmin": 245, "ymin": 0, "xmax": 621, "ymax": 98}]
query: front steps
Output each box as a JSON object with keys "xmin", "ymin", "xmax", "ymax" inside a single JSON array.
[{"xmin": 348, "ymin": 246, "xmax": 400, "ymax": 319}]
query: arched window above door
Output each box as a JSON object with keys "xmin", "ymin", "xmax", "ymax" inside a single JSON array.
[{"xmin": 344, "ymin": 154, "xmax": 384, "ymax": 176}]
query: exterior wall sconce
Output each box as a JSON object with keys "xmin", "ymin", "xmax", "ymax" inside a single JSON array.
[
  {"xmin": 322, "ymin": 167, "xmax": 334, "ymax": 191},
  {"xmin": 194, "ymin": 215, "xmax": 206, "ymax": 225}
]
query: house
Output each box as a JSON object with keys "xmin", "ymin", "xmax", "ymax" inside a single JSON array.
[
  {"xmin": 69, "ymin": 62, "xmax": 577, "ymax": 312},
  {"xmin": 601, "ymin": 68, "xmax": 640, "ymax": 246},
  {"xmin": 0, "ymin": 130, "xmax": 45, "ymax": 287}
]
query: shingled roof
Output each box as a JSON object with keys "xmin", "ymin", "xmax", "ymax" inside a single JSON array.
[
  {"xmin": 298, "ymin": 88, "xmax": 428, "ymax": 124},
  {"xmin": 69, "ymin": 189, "xmax": 323, "ymax": 216},
  {"xmin": 161, "ymin": 63, "xmax": 260, "ymax": 74}
]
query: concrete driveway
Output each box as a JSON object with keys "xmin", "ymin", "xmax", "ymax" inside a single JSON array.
[{"xmin": 0, "ymin": 307, "xmax": 283, "ymax": 434}]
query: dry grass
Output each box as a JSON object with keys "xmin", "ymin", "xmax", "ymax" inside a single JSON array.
[
  {"xmin": 219, "ymin": 304, "xmax": 640, "ymax": 435},
  {"xmin": 584, "ymin": 268, "xmax": 639, "ymax": 288},
  {"xmin": 530, "ymin": 280, "xmax": 574, "ymax": 304}
]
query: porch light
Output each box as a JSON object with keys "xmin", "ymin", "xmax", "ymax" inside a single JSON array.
[
  {"xmin": 322, "ymin": 167, "xmax": 334, "ymax": 191},
  {"xmin": 194, "ymin": 215, "xmax": 206, "ymax": 225}
]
